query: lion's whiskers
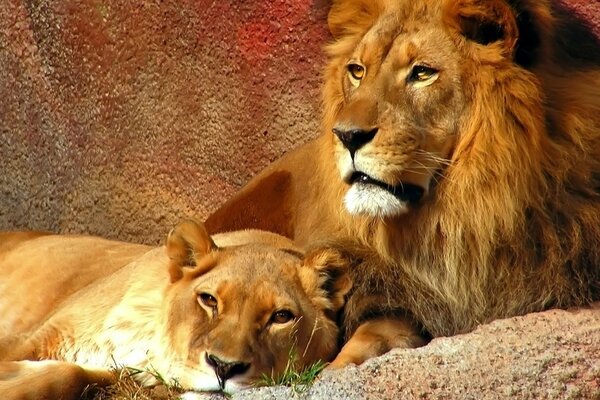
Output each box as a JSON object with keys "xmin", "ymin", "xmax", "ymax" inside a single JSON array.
[
  {"xmin": 408, "ymin": 158, "xmax": 450, "ymax": 185},
  {"xmin": 415, "ymin": 149, "xmax": 452, "ymax": 166}
]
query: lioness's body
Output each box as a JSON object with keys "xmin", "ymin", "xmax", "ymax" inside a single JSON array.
[
  {"xmin": 207, "ymin": 0, "xmax": 600, "ymax": 365},
  {"xmin": 0, "ymin": 233, "xmax": 150, "ymax": 347},
  {"xmin": 0, "ymin": 224, "xmax": 350, "ymax": 398}
]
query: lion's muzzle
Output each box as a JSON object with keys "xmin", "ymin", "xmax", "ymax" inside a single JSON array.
[
  {"xmin": 205, "ymin": 353, "xmax": 250, "ymax": 390},
  {"xmin": 348, "ymin": 172, "xmax": 425, "ymax": 204},
  {"xmin": 333, "ymin": 125, "xmax": 378, "ymax": 157}
]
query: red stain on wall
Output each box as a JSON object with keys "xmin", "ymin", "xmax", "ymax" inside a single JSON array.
[
  {"xmin": 236, "ymin": 0, "xmax": 313, "ymax": 66},
  {"xmin": 0, "ymin": 0, "xmax": 331, "ymax": 243}
]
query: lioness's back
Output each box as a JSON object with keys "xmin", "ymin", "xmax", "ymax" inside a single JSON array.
[{"xmin": 0, "ymin": 233, "xmax": 151, "ymax": 335}]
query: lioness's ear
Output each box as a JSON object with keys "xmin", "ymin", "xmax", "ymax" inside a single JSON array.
[
  {"xmin": 328, "ymin": 0, "xmax": 384, "ymax": 40},
  {"xmin": 300, "ymin": 247, "xmax": 353, "ymax": 312},
  {"xmin": 166, "ymin": 218, "xmax": 218, "ymax": 283},
  {"xmin": 444, "ymin": 0, "xmax": 519, "ymax": 56}
]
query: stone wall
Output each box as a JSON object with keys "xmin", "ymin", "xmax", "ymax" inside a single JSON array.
[{"xmin": 0, "ymin": 0, "xmax": 329, "ymax": 244}]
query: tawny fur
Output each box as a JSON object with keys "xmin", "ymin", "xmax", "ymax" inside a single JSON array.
[
  {"xmin": 0, "ymin": 222, "xmax": 351, "ymax": 399},
  {"xmin": 206, "ymin": 0, "xmax": 600, "ymax": 338}
]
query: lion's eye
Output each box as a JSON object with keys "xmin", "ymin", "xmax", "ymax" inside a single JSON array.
[
  {"xmin": 408, "ymin": 65, "xmax": 438, "ymax": 82},
  {"xmin": 270, "ymin": 310, "xmax": 295, "ymax": 324},
  {"xmin": 199, "ymin": 293, "xmax": 217, "ymax": 308},
  {"xmin": 347, "ymin": 63, "xmax": 365, "ymax": 82}
]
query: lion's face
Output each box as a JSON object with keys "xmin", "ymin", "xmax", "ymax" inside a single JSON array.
[
  {"xmin": 324, "ymin": 0, "xmax": 527, "ymax": 218},
  {"xmin": 160, "ymin": 221, "xmax": 350, "ymax": 393}
]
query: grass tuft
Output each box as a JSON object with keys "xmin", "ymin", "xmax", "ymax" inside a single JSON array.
[
  {"xmin": 82, "ymin": 362, "xmax": 185, "ymax": 400},
  {"xmin": 258, "ymin": 349, "xmax": 327, "ymax": 393},
  {"xmin": 83, "ymin": 351, "xmax": 327, "ymax": 398}
]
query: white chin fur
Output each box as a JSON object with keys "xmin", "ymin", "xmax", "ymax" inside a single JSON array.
[{"xmin": 344, "ymin": 183, "xmax": 409, "ymax": 217}]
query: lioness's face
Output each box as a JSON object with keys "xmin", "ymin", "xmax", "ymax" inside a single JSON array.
[
  {"xmin": 326, "ymin": 2, "xmax": 466, "ymax": 217},
  {"xmin": 162, "ymin": 221, "xmax": 350, "ymax": 393}
]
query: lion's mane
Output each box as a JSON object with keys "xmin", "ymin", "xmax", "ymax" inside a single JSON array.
[{"xmin": 320, "ymin": 0, "xmax": 600, "ymax": 336}]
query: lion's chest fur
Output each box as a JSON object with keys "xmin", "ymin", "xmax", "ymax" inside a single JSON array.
[{"xmin": 342, "ymin": 197, "xmax": 600, "ymax": 337}]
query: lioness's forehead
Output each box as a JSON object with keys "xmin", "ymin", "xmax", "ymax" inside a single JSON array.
[
  {"xmin": 193, "ymin": 248, "xmax": 304, "ymax": 310},
  {"xmin": 202, "ymin": 245, "xmax": 301, "ymax": 281}
]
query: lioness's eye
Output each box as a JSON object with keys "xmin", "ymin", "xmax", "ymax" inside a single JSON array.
[
  {"xmin": 270, "ymin": 310, "xmax": 295, "ymax": 324},
  {"xmin": 199, "ymin": 293, "xmax": 217, "ymax": 308},
  {"xmin": 408, "ymin": 65, "xmax": 438, "ymax": 82},
  {"xmin": 347, "ymin": 64, "xmax": 365, "ymax": 81}
]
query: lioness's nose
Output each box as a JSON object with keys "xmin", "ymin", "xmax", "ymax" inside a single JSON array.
[
  {"xmin": 333, "ymin": 126, "xmax": 378, "ymax": 155},
  {"xmin": 206, "ymin": 353, "xmax": 250, "ymax": 388}
]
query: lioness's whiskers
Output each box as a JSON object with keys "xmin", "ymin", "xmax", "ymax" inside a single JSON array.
[{"xmin": 302, "ymin": 316, "xmax": 320, "ymax": 359}]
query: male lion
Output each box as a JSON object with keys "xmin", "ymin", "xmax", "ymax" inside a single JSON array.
[
  {"xmin": 206, "ymin": 0, "xmax": 600, "ymax": 367},
  {"xmin": 0, "ymin": 220, "xmax": 351, "ymax": 399}
]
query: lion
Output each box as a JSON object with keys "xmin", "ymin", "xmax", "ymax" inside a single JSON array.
[
  {"xmin": 0, "ymin": 220, "xmax": 352, "ymax": 399},
  {"xmin": 205, "ymin": 0, "xmax": 600, "ymax": 367}
]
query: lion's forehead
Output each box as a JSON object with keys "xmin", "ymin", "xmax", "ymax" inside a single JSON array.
[
  {"xmin": 366, "ymin": 5, "xmax": 441, "ymax": 39},
  {"xmin": 358, "ymin": 17, "xmax": 454, "ymax": 69}
]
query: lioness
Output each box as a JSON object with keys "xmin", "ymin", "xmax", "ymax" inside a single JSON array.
[
  {"xmin": 0, "ymin": 220, "xmax": 351, "ymax": 399},
  {"xmin": 206, "ymin": 0, "xmax": 600, "ymax": 367}
]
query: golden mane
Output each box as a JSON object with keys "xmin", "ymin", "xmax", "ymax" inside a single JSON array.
[{"xmin": 321, "ymin": 0, "xmax": 600, "ymax": 336}]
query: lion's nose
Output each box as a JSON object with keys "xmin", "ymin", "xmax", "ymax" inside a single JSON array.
[
  {"xmin": 206, "ymin": 353, "xmax": 250, "ymax": 389},
  {"xmin": 332, "ymin": 126, "xmax": 378, "ymax": 155}
]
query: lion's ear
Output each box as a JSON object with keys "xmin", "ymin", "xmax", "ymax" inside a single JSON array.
[
  {"xmin": 444, "ymin": 0, "xmax": 519, "ymax": 56},
  {"xmin": 165, "ymin": 218, "xmax": 218, "ymax": 283},
  {"xmin": 300, "ymin": 247, "xmax": 353, "ymax": 313},
  {"xmin": 328, "ymin": 0, "xmax": 384, "ymax": 40}
]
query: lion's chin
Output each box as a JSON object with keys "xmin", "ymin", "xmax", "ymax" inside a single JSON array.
[
  {"xmin": 342, "ymin": 172, "xmax": 425, "ymax": 217},
  {"xmin": 344, "ymin": 181, "xmax": 413, "ymax": 217}
]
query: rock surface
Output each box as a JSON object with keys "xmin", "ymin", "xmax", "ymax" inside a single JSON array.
[{"xmin": 0, "ymin": 0, "xmax": 329, "ymax": 243}]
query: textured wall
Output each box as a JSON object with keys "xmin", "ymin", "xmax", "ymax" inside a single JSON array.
[
  {"xmin": 0, "ymin": 0, "xmax": 329, "ymax": 244},
  {"xmin": 0, "ymin": 0, "xmax": 598, "ymax": 245}
]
